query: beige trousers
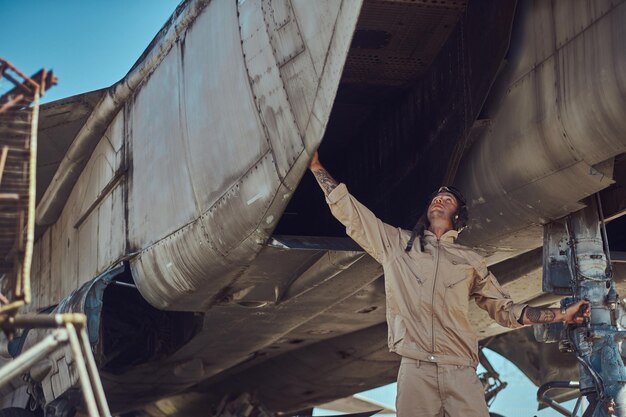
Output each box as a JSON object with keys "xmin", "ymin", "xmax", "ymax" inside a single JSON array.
[{"xmin": 396, "ymin": 357, "xmax": 489, "ymax": 417}]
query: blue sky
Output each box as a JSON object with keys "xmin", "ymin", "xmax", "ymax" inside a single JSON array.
[
  {"xmin": 0, "ymin": 0, "xmax": 180, "ymax": 103},
  {"xmin": 1, "ymin": 1, "xmax": 581, "ymax": 416},
  {"xmin": 314, "ymin": 348, "xmax": 579, "ymax": 416}
]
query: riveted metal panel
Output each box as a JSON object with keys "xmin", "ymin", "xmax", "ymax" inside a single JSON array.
[
  {"xmin": 32, "ymin": 108, "xmax": 126, "ymax": 306},
  {"xmin": 107, "ymin": 107, "xmax": 125, "ymax": 155},
  {"xmin": 301, "ymin": 0, "xmax": 364, "ymax": 152},
  {"xmin": 73, "ymin": 125, "xmax": 122, "ymax": 228},
  {"xmin": 117, "ymin": 0, "xmax": 361, "ymax": 312},
  {"xmin": 78, "ymin": 211, "xmax": 99, "ymax": 287},
  {"xmin": 44, "ymin": 218, "xmax": 64, "ymax": 304},
  {"xmin": 553, "ymin": 0, "xmax": 617, "ymax": 49},
  {"xmin": 239, "ymin": 0, "xmax": 304, "ymax": 179},
  {"xmin": 47, "ymin": 206, "xmax": 77, "ymax": 303},
  {"xmin": 238, "ymin": 0, "xmax": 362, "ymax": 189},
  {"xmin": 506, "ymin": 0, "xmax": 555, "ymax": 85},
  {"xmin": 266, "ymin": 0, "xmax": 306, "ymax": 67},
  {"xmin": 276, "ymin": 61, "xmax": 315, "ymax": 143},
  {"xmin": 181, "ymin": 0, "xmax": 270, "ymax": 212},
  {"xmin": 131, "ymin": 218, "xmax": 234, "ymax": 311},
  {"xmin": 35, "ymin": 89, "xmax": 106, "ymax": 205},
  {"xmin": 508, "ymin": 0, "xmax": 620, "ymax": 90},
  {"xmin": 201, "ymin": 152, "xmax": 281, "ymax": 257},
  {"xmin": 128, "ymin": 44, "xmax": 198, "ymax": 250},
  {"xmin": 97, "ymin": 185, "xmax": 125, "ymax": 273},
  {"xmin": 472, "ymin": 56, "xmax": 577, "ymax": 195},
  {"xmin": 291, "ymin": 1, "xmax": 342, "ymax": 78},
  {"xmin": 264, "ymin": 0, "xmax": 317, "ymax": 138}
]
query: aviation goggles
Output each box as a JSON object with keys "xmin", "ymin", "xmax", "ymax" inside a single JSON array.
[{"xmin": 431, "ymin": 186, "xmax": 467, "ymax": 206}]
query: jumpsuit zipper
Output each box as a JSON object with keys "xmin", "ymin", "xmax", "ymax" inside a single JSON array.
[{"xmin": 431, "ymin": 238, "xmax": 440, "ymax": 353}]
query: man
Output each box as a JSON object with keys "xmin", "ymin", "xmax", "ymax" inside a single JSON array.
[{"xmin": 309, "ymin": 152, "xmax": 590, "ymax": 417}]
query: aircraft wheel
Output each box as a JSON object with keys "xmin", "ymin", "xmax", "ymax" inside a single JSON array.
[{"xmin": 0, "ymin": 408, "xmax": 36, "ymax": 417}]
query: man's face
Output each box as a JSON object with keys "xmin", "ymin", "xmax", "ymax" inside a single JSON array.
[{"xmin": 427, "ymin": 192, "xmax": 459, "ymax": 224}]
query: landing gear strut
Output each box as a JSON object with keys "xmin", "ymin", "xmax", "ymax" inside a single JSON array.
[{"xmin": 536, "ymin": 195, "xmax": 626, "ymax": 416}]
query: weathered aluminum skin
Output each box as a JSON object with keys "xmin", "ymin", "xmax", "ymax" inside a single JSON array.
[
  {"xmin": 128, "ymin": 0, "xmax": 363, "ymax": 311},
  {"xmin": 456, "ymin": 0, "xmax": 626, "ymax": 263},
  {"xmin": 28, "ymin": 110, "xmax": 125, "ymax": 313},
  {"xmin": 35, "ymin": 90, "xmax": 105, "ymax": 205},
  {"xmin": 35, "ymin": 0, "xmax": 211, "ymax": 227}
]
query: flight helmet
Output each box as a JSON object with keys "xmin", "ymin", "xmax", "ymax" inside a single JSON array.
[{"xmin": 405, "ymin": 185, "xmax": 469, "ymax": 252}]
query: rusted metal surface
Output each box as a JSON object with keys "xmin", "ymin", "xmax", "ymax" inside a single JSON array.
[{"xmin": 0, "ymin": 59, "xmax": 57, "ymax": 114}]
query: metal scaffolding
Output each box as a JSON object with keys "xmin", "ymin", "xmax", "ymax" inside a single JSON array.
[
  {"xmin": 0, "ymin": 58, "xmax": 111, "ymax": 417},
  {"xmin": 0, "ymin": 58, "xmax": 54, "ymax": 312}
]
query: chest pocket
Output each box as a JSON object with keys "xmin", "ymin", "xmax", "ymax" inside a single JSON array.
[
  {"xmin": 443, "ymin": 254, "xmax": 474, "ymax": 287},
  {"xmin": 398, "ymin": 249, "xmax": 433, "ymax": 286},
  {"xmin": 442, "ymin": 254, "xmax": 475, "ymax": 316}
]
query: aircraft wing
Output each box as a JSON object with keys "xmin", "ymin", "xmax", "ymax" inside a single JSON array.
[{"xmin": 36, "ymin": 89, "xmax": 105, "ymax": 205}]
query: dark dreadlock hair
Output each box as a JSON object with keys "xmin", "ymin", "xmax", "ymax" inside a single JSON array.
[{"xmin": 405, "ymin": 186, "xmax": 469, "ymax": 252}]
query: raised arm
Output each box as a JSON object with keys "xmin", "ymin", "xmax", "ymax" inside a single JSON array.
[
  {"xmin": 309, "ymin": 151, "xmax": 338, "ymax": 196},
  {"xmin": 308, "ymin": 151, "xmax": 402, "ymax": 264}
]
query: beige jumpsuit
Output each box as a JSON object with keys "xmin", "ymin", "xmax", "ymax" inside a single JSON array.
[{"xmin": 326, "ymin": 184, "xmax": 527, "ymax": 417}]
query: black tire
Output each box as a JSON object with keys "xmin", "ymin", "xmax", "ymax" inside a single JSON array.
[
  {"xmin": 0, "ymin": 408, "xmax": 35, "ymax": 417},
  {"xmin": 489, "ymin": 413, "xmax": 506, "ymax": 417}
]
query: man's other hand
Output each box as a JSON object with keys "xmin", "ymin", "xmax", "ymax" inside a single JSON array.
[{"xmin": 563, "ymin": 299, "xmax": 591, "ymax": 324}]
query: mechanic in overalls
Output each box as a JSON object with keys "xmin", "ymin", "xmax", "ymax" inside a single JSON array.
[{"xmin": 309, "ymin": 152, "xmax": 589, "ymax": 417}]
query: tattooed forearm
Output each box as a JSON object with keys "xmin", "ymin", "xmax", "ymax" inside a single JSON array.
[
  {"xmin": 524, "ymin": 307, "xmax": 556, "ymax": 324},
  {"xmin": 311, "ymin": 167, "xmax": 339, "ymax": 196}
]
